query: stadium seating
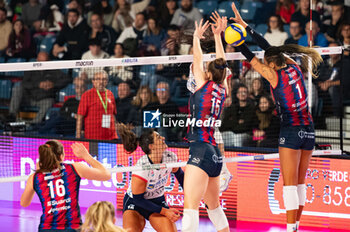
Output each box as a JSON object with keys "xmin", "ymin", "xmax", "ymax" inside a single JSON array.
[
  {"xmin": 218, "ymin": 1, "xmax": 239, "ymax": 19},
  {"xmin": 283, "ymin": 24, "xmax": 291, "ymax": 37},
  {"xmin": 39, "ymin": 35, "xmax": 56, "ymax": 53},
  {"xmin": 240, "ymin": 1, "xmax": 262, "ymax": 22},
  {"xmin": 195, "ymin": 1, "xmax": 218, "ymax": 17},
  {"xmin": 5, "ymin": 58, "xmax": 25, "ymax": 77},
  {"xmin": 0, "ymin": 79, "xmax": 12, "ymax": 100},
  {"xmin": 107, "ymin": 84, "xmax": 118, "ymax": 98},
  {"xmin": 58, "ymin": 84, "xmax": 75, "ymax": 102},
  {"xmin": 255, "ymin": 24, "xmax": 268, "ymax": 36}
]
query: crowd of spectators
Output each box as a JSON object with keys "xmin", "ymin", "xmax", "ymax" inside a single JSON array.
[{"xmin": 0, "ymin": 0, "xmax": 349, "ymax": 149}]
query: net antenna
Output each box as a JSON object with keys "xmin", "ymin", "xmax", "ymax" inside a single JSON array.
[{"xmin": 308, "ymin": 0, "xmax": 314, "ymax": 111}]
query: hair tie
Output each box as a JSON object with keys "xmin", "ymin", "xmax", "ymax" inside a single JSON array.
[
  {"xmin": 46, "ymin": 144, "xmax": 50, "ymax": 148},
  {"xmin": 214, "ymin": 63, "xmax": 228, "ymax": 70}
]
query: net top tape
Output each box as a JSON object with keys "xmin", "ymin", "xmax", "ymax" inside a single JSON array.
[{"xmin": 0, "ymin": 47, "xmax": 343, "ymax": 72}]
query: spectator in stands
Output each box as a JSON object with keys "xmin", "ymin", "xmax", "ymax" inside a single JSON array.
[
  {"xmin": 108, "ymin": 43, "xmax": 135, "ymax": 87},
  {"xmin": 82, "ymin": 38, "xmax": 110, "ymax": 60},
  {"xmin": 52, "ymin": 9, "xmax": 90, "ymax": 60},
  {"xmin": 0, "ymin": 0, "xmax": 12, "ymax": 18},
  {"xmin": 35, "ymin": 3, "xmax": 64, "ymax": 34},
  {"xmin": 77, "ymin": 71, "xmax": 118, "ymax": 140},
  {"xmin": 87, "ymin": 0, "xmax": 114, "ymax": 26},
  {"xmin": 141, "ymin": 16, "xmax": 166, "ymax": 56},
  {"xmin": 323, "ymin": 1, "xmax": 345, "ymax": 42},
  {"xmin": 252, "ymin": 95, "xmax": 279, "ymax": 148},
  {"xmin": 170, "ymin": 0, "xmax": 202, "ymax": 30},
  {"xmin": 81, "ymin": 201, "xmax": 125, "ymax": 232},
  {"xmin": 239, "ymin": 61, "xmax": 261, "ymax": 93},
  {"xmin": 66, "ymin": 0, "xmax": 83, "ymax": 15},
  {"xmin": 148, "ymin": 82, "xmax": 180, "ymax": 141},
  {"xmin": 250, "ymin": 78, "xmax": 267, "ymax": 106},
  {"xmin": 111, "ymin": 0, "xmax": 150, "ymax": 35},
  {"xmin": 298, "ymin": 21, "xmax": 328, "ymax": 47},
  {"xmin": 157, "ymin": 0, "xmax": 177, "ymax": 29},
  {"xmin": 88, "ymin": 13, "xmax": 118, "ymax": 55},
  {"xmin": 38, "ymin": 77, "xmax": 87, "ymax": 136},
  {"xmin": 81, "ymin": 38, "xmax": 110, "ymax": 81},
  {"xmin": 264, "ymin": 15, "xmax": 288, "ymax": 46},
  {"xmin": 115, "ymin": 82, "xmax": 133, "ymax": 124},
  {"xmin": 339, "ymin": 22, "xmax": 350, "ymax": 50},
  {"xmin": 9, "ymin": 52, "xmax": 71, "ymax": 124},
  {"xmin": 6, "ymin": 19, "xmax": 35, "ymax": 60},
  {"xmin": 225, "ymin": 44, "xmax": 240, "ymax": 81},
  {"xmin": 21, "ymin": 0, "xmax": 42, "ymax": 29},
  {"xmin": 116, "ymin": 12, "xmax": 147, "ymax": 56},
  {"xmin": 284, "ymin": 20, "xmax": 303, "ymax": 45},
  {"xmin": 0, "ymin": 7, "xmax": 12, "ymax": 55},
  {"xmin": 127, "ymin": 85, "xmax": 157, "ymax": 136},
  {"xmin": 318, "ymin": 42, "xmax": 342, "ymax": 117},
  {"xmin": 291, "ymin": 0, "xmax": 321, "ymax": 34},
  {"xmin": 220, "ymin": 84, "xmax": 258, "ymax": 147},
  {"xmin": 276, "ymin": 0, "xmax": 295, "ymax": 24},
  {"xmin": 160, "ymin": 24, "xmax": 180, "ymax": 56}
]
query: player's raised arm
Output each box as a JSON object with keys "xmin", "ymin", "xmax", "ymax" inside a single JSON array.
[
  {"xmin": 71, "ymin": 143, "xmax": 111, "ymax": 181},
  {"xmin": 231, "ymin": 2, "xmax": 271, "ymax": 51},
  {"xmin": 192, "ymin": 19, "xmax": 210, "ymax": 88},
  {"xmin": 210, "ymin": 11, "xmax": 227, "ymax": 60}
]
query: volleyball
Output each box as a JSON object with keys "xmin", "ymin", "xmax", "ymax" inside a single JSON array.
[{"xmin": 224, "ymin": 23, "xmax": 247, "ymax": 46}]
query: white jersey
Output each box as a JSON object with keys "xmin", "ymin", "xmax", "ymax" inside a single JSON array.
[
  {"xmin": 187, "ymin": 63, "xmax": 229, "ymax": 144},
  {"xmin": 127, "ymin": 151, "xmax": 177, "ymax": 200},
  {"xmin": 187, "ymin": 63, "xmax": 232, "ymax": 94}
]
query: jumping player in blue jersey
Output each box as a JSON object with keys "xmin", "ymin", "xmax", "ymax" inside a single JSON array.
[
  {"xmin": 117, "ymin": 123, "xmax": 184, "ymax": 232},
  {"xmin": 230, "ymin": 3, "xmax": 323, "ymax": 232},
  {"xmin": 21, "ymin": 140, "xmax": 111, "ymax": 232},
  {"xmin": 182, "ymin": 14, "xmax": 230, "ymax": 232}
]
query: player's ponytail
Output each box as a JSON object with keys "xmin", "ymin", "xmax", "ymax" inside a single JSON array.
[
  {"xmin": 36, "ymin": 140, "xmax": 64, "ymax": 173},
  {"xmin": 265, "ymin": 44, "xmax": 323, "ymax": 78},
  {"xmin": 117, "ymin": 123, "xmax": 154, "ymax": 155},
  {"xmin": 208, "ymin": 58, "xmax": 227, "ymax": 84},
  {"xmin": 117, "ymin": 123, "xmax": 138, "ymax": 153},
  {"xmin": 81, "ymin": 201, "xmax": 126, "ymax": 232}
]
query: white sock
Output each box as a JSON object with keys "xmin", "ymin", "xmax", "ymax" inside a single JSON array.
[
  {"xmin": 287, "ymin": 223, "xmax": 297, "ymax": 232},
  {"xmin": 296, "ymin": 221, "xmax": 300, "ymax": 229}
]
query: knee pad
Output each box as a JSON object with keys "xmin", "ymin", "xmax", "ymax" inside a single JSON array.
[
  {"xmin": 207, "ymin": 206, "xmax": 229, "ymax": 231},
  {"xmin": 297, "ymin": 184, "xmax": 306, "ymax": 206},
  {"xmin": 182, "ymin": 209, "xmax": 199, "ymax": 232},
  {"xmin": 283, "ymin": 185, "xmax": 299, "ymax": 211}
]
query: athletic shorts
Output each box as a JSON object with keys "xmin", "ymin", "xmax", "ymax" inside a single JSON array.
[
  {"xmin": 39, "ymin": 229, "xmax": 80, "ymax": 232},
  {"xmin": 187, "ymin": 141, "xmax": 223, "ymax": 177},
  {"xmin": 123, "ymin": 194, "xmax": 168, "ymax": 220},
  {"xmin": 279, "ymin": 125, "xmax": 315, "ymax": 150}
]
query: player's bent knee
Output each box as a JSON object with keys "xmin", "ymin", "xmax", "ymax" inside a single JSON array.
[
  {"xmin": 207, "ymin": 206, "xmax": 229, "ymax": 231},
  {"xmin": 283, "ymin": 185, "xmax": 299, "ymax": 211},
  {"xmin": 182, "ymin": 209, "xmax": 199, "ymax": 232},
  {"xmin": 297, "ymin": 184, "xmax": 306, "ymax": 206}
]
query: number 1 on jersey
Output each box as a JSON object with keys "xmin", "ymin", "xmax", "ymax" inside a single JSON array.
[{"xmin": 296, "ymin": 83, "xmax": 302, "ymax": 99}]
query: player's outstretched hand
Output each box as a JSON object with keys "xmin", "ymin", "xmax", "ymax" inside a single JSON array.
[
  {"xmin": 71, "ymin": 142, "xmax": 90, "ymax": 159},
  {"xmin": 164, "ymin": 208, "xmax": 181, "ymax": 222},
  {"xmin": 230, "ymin": 2, "xmax": 247, "ymax": 28},
  {"xmin": 210, "ymin": 11, "xmax": 227, "ymax": 35},
  {"xmin": 194, "ymin": 19, "xmax": 210, "ymax": 40}
]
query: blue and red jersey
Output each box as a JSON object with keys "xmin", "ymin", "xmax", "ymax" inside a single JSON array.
[
  {"xmin": 33, "ymin": 163, "xmax": 81, "ymax": 230},
  {"xmin": 187, "ymin": 81, "xmax": 226, "ymax": 146},
  {"xmin": 270, "ymin": 64, "xmax": 313, "ymax": 127}
]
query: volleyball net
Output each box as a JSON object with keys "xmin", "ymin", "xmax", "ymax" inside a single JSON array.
[{"xmin": 0, "ymin": 46, "xmax": 347, "ymax": 182}]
